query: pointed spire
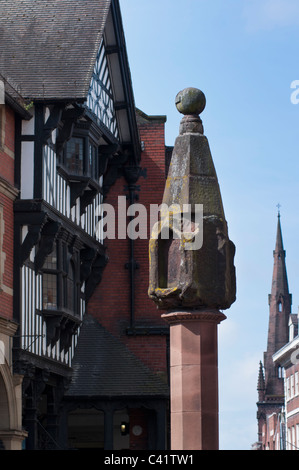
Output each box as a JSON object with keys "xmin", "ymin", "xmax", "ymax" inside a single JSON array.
[
  {"xmin": 271, "ymin": 210, "xmax": 289, "ymax": 300},
  {"xmin": 274, "ymin": 209, "xmax": 284, "ymax": 256},
  {"xmin": 264, "ymin": 211, "xmax": 291, "ymax": 395}
]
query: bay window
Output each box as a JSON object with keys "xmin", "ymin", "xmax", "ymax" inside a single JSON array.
[
  {"xmin": 62, "ymin": 135, "xmax": 99, "ymax": 180},
  {"xmin": 42, "ymin": 241, "xmax": 79, "ymax": 316}
]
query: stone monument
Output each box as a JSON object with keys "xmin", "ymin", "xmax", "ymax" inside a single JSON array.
[{"xmin": 149, "ymin": 87, "xmax": 236, "ymax": 450}]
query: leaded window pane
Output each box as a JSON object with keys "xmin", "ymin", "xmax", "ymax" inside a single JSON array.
[
  {"xmin": 44, "ymin": 246, "xmax": 57, "ymax": 270},
  {"xmin": 65, "ymin": 137, "xmax": 84, "ymax": 175},
  {"xmin": 43, "ymin": 273, "xmax": 57, "ymax": 310}
]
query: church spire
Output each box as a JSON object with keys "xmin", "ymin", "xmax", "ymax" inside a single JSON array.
[
  {"xmin": 256, "ymin": 210, "xmax": 290, "ymax": 447},
  {"xmin": 264, "ymin": 211, "xmax": 291, "ymax": 396},
  {"xmin": 275, "ymin": 210, "xmax": 283, "ymax": 251},
  {"xmin": 269, "ymin": 211, "xmax": 291, "ymax": 322}
]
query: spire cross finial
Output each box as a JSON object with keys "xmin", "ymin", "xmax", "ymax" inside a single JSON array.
[{"xmin": 276, "ymin": 203, "xmax": 281, "ymax": 216}]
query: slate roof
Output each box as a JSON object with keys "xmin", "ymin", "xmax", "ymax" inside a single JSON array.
[
  {"xmin": 66, "ymin": 315, "xmax": 169, "ymax": 399},
  {"xmin": 0, "ymin": 0, "xmax": 111, "ymax": 101}
]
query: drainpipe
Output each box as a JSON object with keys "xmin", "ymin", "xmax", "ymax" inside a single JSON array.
[{"xmin": 123, "ymin": 166, "xmax": 146, "ymax": 330}]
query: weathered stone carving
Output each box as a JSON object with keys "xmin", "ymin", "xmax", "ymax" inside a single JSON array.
[{"xmin": 149, "ymin": 87, "xmax": 236, "ymax": 310}]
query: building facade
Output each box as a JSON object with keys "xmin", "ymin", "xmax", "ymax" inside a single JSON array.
[
  {"xmin": 273, "ymin": 310, "xmax": 299, "ymax": 450},
  {"xmin": 0, "ymin": 78, "xmax": 32, "ymax": 450},
  {"xmin": 63, "ymin": 110, "xmax": 170, "ymax": 450},
  {"xmin": 256, "ymin": 213, "xmax": 299, "ymax": 451},
  {"xmin": 0, "ymin": 0, "xmax": 169, "ymax": 450}
]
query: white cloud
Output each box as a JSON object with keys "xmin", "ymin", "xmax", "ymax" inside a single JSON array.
[{"xmin": 243, "ymin": 0, "xmax": 299, "ymax": 32}]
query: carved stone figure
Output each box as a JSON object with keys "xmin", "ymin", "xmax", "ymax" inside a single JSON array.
[{"xmin": 149, "ymin": 87, "xmax": 236, "ymax": 311}]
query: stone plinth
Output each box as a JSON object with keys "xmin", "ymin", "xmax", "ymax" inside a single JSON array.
[{"xmin": 162, "ymin": 309, "xmax": 226, "ymax": 450}]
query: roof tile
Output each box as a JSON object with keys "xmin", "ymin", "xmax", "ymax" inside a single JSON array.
[
  {"xmin": 0, "ymin": 0, "xmax": 111, "ymax": 100},
  {"xmin": 66, "ymin": 315, "xmax": 169, "ymax": 398}
]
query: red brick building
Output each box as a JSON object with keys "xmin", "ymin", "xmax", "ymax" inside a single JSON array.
[
  {"xmin": 256, "ymin": 213, "xmax": 299, "ymax": 450},
  {"xmin": 273, "ymin": 311, "xmax": 299, "ymax": 450},
  {"xmin": 0, "ymin": 77, "xmax": 31, "ymax": 449}
]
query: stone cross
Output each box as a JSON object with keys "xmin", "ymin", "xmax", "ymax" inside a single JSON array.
[{"xmin": 149, "ymin": 87, "xmax": 236, "ymax": 450}]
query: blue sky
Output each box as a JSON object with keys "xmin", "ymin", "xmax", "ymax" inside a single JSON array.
[{"xmin": 119, "ymin": 0, "xmax": 299, "ymax": 450}]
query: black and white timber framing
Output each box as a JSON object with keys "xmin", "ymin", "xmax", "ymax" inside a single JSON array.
[{"xmin": 0, "ymin": 0, "xmax": 142, "ymax": 449}]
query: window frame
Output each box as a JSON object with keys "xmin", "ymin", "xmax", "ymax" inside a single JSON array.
[
  {"xmin": 61, "ymin": 134, "xmax": 99, "ymax": 181},
  {"xmin": 42, "ymin": 239, "xmax": 80, "ymax": 317}
]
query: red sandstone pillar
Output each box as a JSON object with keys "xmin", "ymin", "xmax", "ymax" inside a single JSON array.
[{"xmin": 162, "ymin": 310, "xmax": 226, "ymax": 450}]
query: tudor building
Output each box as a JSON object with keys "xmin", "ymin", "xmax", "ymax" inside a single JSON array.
[{"xmin": 0, "ymin": 0, "xmax": 164, "ymax": 450}]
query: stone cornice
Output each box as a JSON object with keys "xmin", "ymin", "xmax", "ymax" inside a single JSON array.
[{"xmin": 161, "ymin": 309, "xmax": 227, "ymax": 325}]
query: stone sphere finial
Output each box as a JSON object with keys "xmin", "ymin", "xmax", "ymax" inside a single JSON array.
[{"xmin": 175, "ymin": 87, "xmax": 206, "ymax": 116}]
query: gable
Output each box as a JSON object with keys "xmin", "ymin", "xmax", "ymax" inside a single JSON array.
[
  {"xmin": 87, "ymin": 39, "xmax": 119, "ymax": 139},
  {"xmin": 85, "ymin": 5, "xmax": 139, "ymax": 151}
]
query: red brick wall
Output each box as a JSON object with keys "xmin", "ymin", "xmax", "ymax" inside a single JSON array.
[
  {"xmin": 87, "ymin": 174, "xmax": 131, "ymax": 334},
  {"xmin": 0, "ymin": 106, "xmax": 15, "ymax": 184},
  {"xmin": 88, "ymin": 111, "xmax": 168, "ymax": 375},
  {"xmin": 0, "ymin": 104, "xmax": 17, "ymax": 321}
]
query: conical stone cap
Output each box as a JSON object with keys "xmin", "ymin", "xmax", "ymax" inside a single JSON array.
[{"xmin": 149, "ymin": 88, "xmax": 236, "ymax": 310}]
